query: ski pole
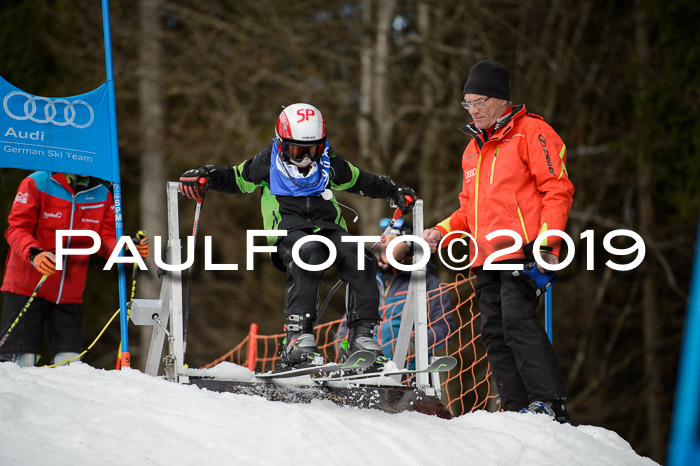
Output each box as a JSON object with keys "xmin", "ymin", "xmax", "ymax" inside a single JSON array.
[
  {"xmin": 316, "ymin": 203, "xmax": 406, "ymax": 326},
  {"xmin": 184, "ymin": 178, "xmax": 207, "ymax": 356},
  {"xmin": 545, "ymin": 285, "xmax": 553, "ymax": 343},
  {"xmin": 370, "ymin": 204, "xmax": 405, "ymax": 252},
  {"xmin": 0, "ymin": 274, "xmax": 48, "ymax": 350}
]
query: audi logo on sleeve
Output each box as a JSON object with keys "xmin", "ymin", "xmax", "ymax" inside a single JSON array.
[{"xmin": 3, "ymin": 91, "xmax": 95, "ymax": 129}]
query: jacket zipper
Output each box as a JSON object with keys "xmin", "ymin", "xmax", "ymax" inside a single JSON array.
[
  {"xmin": 516, "ymin": 204, "xmax": 530, "ymax": 244},
  {"xmin": 490, "ymin": 147, "xmax": 499, "ymax": 184},
  {"xmin": 56, "ymin": 195, "xmax": 76, "ymax": 304},
  {"xmin": 474, "ymin": 154, "xmax": 482, "ymax": 241},
  {"xmin": 56, "ymin": 183, "xmax": 104, "ymax": 304}
]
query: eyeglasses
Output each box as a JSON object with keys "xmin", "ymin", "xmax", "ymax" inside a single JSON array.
[
  {"xmin": 461, "ymin": 96, "xmax": 491, "ymax": 111},
  {"xmin": 379, "ymin": 218, "xmax": 404, "ymax": 228}
]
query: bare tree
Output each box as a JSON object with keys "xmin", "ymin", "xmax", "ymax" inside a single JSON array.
[
  {"xmin": 634, "ymin": 1, "xmax": 663, "ymax": 460},
  {"xmin": 137, "ymin": 0, "xmax": 166, "ymax": 368}
]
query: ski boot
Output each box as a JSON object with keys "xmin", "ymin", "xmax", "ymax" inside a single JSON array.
[
  {"xmin": 280, "ymin": 313, "xmax": 323, "ymax": 369},
  {"xmin": 521, "ymin": 399, "xmax": 571, "ymax": 424},
  {"xmin": 346, "ymin": 320, "xmax": 389, "ymax": 371}
]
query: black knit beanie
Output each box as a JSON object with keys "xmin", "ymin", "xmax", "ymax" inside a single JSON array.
[{"xmin": 463, "ymin": 60, "xmax": 510, "ymax": 100}]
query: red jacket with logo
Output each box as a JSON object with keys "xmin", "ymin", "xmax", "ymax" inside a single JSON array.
[
  {"xmin": 435, "ymin": 105, "xmax": 574, "ymax": 268},
  {"xmin": 2, "ymin": 172, "xmax": 117, "ymax": 303}
]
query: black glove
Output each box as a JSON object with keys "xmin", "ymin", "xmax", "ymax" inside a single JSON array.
[
  {"xmin": 390, "ymin": 186, "xmax": 417, "ymax": 213},
  {"xmin": 179, "ymin": 165, "xmax": 218, "ymax": 199}
]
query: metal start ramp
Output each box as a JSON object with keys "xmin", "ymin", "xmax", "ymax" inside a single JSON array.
[
  {"xmin": 130, "ymin": 183, "xmax": 451, "ymax": 418},
  {"xmin": 188, "ymin": 378, "xmax": 452, "ymax": 419}
]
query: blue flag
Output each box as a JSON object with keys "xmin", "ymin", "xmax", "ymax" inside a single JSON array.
[{"xmin": 0, "ymin": 76, "xmax": 118, "ymax": 182}]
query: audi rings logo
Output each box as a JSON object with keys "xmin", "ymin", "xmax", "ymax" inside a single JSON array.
[{"xmin": 3, "ymin": 91, "xmax": 95, "ymax": 129}]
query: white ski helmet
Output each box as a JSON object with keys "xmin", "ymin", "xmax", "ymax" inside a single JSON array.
[{"xmin": 275, "ymin": 103, "xmax": 327, "ymax": 164}]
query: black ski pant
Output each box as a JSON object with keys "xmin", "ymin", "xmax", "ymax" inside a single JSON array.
[
  {"xmin": 475, "ymin": 266, "xmax": 567, "ymax": 411},
  {"xmin": 276, "ymin": 229, "xmax": 380, "ymax": 324},
  {"xmin": 0, "ymin": 292, "xmax": 83, "ymax": 358}
]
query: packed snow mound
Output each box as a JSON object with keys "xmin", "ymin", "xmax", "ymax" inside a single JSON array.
[{"xmin": 0, "ymin": 362, "xmax": 657, "ymax": 466}]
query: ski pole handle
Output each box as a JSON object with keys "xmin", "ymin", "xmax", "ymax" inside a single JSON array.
[{"xmin": 196, "ymin": 177, "xmax": 206, "ymax": 203}]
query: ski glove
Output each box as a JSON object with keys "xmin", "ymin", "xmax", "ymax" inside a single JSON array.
[
  {"xmin": 131, "ymin": 230, "xmax": 149, "ymax": 258},
  {"xmin": 179, "ymin": 165, "xmax": 218, "ymax": 199},
  {"xmin": 389, "ymin": 186, "xmax": 417, "ymax": 213},
  {"xmin": 512, "ymin": 262, "xmax": 556, "ymax": 297},
  {"xmin": 29, "ymin": 247, "xmax": 57, "ymax": 276}
]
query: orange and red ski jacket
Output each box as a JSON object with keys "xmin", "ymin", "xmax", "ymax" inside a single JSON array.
[
  {"xmin": 2, "ymin": 172, "xmax": 117, "ymax": 303},
  {"xmin": 435, "ymin": 105, "xmax": 574, "ymax": 268}
]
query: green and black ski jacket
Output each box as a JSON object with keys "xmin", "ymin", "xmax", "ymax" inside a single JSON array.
[{"xmin": 209, "ymin": 143, "xmax": 396, "ymax": 246}]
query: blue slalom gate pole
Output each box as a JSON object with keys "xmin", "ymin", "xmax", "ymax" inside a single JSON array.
[
  {"xmin": 545, "ymin": 286, "xmax": 553, "ymax": 343},
  {"xmin": 668, "ymin": 218, "xmax": 700, "ymax": 466},
  {"xmin": 101, "ymin": 0, "xmax": 130, "ymax": 368}
]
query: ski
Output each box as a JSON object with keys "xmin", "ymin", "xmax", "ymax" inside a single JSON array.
[
  {"xmin": 256, "ymin": 350, "xmax": 376, "ymax": 380},
  {"xmin": 314, "ymin": 356, "xmax": 458, "ymax": 382}
]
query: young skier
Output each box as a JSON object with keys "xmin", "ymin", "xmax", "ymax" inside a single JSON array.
[{"xmin": 179, "ymin": 103, "xmax": 416, "ymax": 368}]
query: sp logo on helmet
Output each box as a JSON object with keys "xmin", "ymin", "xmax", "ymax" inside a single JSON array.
[{"xmin": 296, "ymin": 108, "xmax": 315, "ymax": 123}]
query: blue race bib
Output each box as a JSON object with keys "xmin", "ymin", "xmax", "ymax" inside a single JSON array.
[{"xmin": 269, "ymin": 140, "xmax": 330, "ymax": 197}]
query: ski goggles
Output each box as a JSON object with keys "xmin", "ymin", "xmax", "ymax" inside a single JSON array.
[{"xmin": 279, "ymin": 138, "xmax": 326, "ymax": 164}]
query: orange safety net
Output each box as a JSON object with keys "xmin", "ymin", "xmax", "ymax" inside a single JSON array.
[{"xmin": 203, "ymin": 274, "xmax": 498, "ymax": 417}]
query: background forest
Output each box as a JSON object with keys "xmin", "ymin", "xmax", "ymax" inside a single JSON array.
[{"xmin": 0, "ymin": 0, "xmax": 698, "ymax": 462}]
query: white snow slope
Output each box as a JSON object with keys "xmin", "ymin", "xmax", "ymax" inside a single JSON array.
[{"xmin": 0, "ymin": 362, "xmax": 658, "ymax": 466}]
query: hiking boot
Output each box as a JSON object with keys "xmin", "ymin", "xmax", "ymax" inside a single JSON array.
[
  {"xmin": 347, "ymin": 320, "xmax": 389, "ymax": 369},
  {"xmin": 522, "ymin": 399, "xmax": 571, "ymax": 424},
  {"xmin": 280, "ymin": 314, "xmax": 322, "ymax": 368}
]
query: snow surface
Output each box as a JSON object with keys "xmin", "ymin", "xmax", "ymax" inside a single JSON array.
[{"xmin": 0, "ymin": 362, "xmax": 658, "ymax": 466}]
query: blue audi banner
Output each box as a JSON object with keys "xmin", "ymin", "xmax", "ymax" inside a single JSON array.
[{"xmin": 0, "ymin": 75, "xmax": 118, "ymax": 182}]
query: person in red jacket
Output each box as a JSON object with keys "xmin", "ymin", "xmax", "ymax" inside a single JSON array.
[
  {"xmin": 0, "ymin": 171, "xmax": 149, "ymax": 367},
  {"xmin": 424, "ymin": 61, "xmax": 575, "ymax": 423}
]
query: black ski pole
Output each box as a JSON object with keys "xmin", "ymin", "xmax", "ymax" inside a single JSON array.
[{"xmin": 0, "ymin": 274, "xmax": 48, "ymax": 350}]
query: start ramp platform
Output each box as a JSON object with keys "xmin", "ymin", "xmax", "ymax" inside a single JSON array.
[{"xmin": 130, "ymin": 182, "xmax": 450, "ymax": 418}]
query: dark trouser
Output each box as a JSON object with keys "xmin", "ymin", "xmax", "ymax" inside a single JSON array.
[
  {"xmin": 276, "ymin": 229, "xmax": 380, "ymax": 325},
  {"xmin": 0, "ymin": 292, "xmax": 83, "ymax": 358},
  {"xmin": 476, "ymin": 267, "xmax": 566, "ymax": 411}
]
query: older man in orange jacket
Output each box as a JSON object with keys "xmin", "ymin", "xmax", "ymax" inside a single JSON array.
[{"xmin": 425, "ymin": 61, "xmax": 575, "ymax": 423}]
